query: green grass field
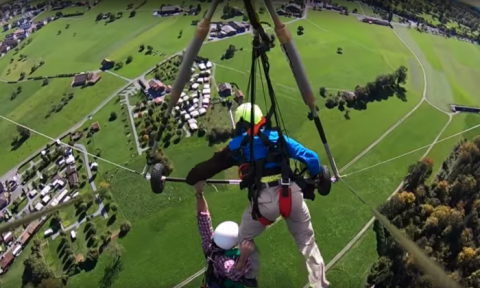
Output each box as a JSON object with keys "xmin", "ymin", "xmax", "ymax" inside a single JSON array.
[
  {"xmin": 0, "ymin": 73, "xmax": 127, "ymax": 176},
  {"xmin": 1, "ymin": 2, "xmax": 480, "ymax": 287}
]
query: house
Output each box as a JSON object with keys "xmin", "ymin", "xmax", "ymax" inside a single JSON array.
[
  {"xmin": 71, "ymin": 72, "xmax": 101, "ymax": 87},
  {"xmin": 228, "ymin": 21, "xmax": 246, "ymax": 33},
  {"xmin": 221, "ymin": 25, "xmax": 236, "ymax": 37},
  {"xmin": 101, "ymin": 58, "xmax": 114, "ymax": 70},
  {"xmin": 13, "ymin": 28, "xmax": 27, "ymax": 40},
  {"xmin": 27, "ymin": 220, "xmax": 41, "ymax": 235},
  {"xmin": 218, "ymin": 83, "xmax": 232, "ymax": 97},
  {"xmin": 148, "ymin": 79, "xmax": 166, "ymax": 97},
  {"xmin": 70, "ymin": 131, "xmax": 82, "ymax": 142},
  {"xmin": 65, "ymin": 154, "xmax": 75, "ymax": 165},
  {"xmin": 276, "ymin": 8, "xmax": 287, "ymax": 16},
  {"xmin": 66, "ymin": 166, "xmax": 79, "ymax": 188},
  {"xmin": 285, "ymin": 3, "xmax": 303, "ymax": 15},
  {"xmin": 90, "ymin": 122, "xmax": 100, "ymax": 132},
  {"xmin": 28, "ymin": 189, "xmax": 37, "ymax": 198},
  {"xmin": 159, "ymin": 5, "xmax": 182, "ymax": 16},
  {"xmin": 41, "ymin": 195, "xmax": 51, "ymax": 205},
  {"xmin": 2, "ymin": 232, "xmax": 13, "ymax": 243},
  {"xmin": 18, "ymin": 232, "xmax": 30, "ymax": 245},
  {"xmin": 230, "ymin": 6, "xmax": 244, "ymax": 16},
  {"xmin": 34, "ymin": 202, "xmax": 43, "ymax": 211},
  {"xmin": 1, "ymin": 252, "xmax": 14, "ymax": 272},
  {"xmin": 234, "ymin": 90, "xmax": 244, "ymax": 103}
]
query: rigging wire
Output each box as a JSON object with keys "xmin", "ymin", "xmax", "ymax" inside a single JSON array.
[{"xmin": 0, "ymin": 115, "xmax": 142, "ymax": 176}]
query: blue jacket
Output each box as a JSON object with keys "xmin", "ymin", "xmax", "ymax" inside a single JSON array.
[{"xmin": 228, "ymin": 129, "xmax": 321, "ymax": 175}]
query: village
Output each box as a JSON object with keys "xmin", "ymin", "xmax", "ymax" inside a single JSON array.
[{"xmin": 0, "ymin": 119, "xmax": 106, "ymax": 275}]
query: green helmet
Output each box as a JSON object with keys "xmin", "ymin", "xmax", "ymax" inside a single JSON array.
[{"xmin": 234, "ymin": 103, "xmax": 263, "ymax": 125}]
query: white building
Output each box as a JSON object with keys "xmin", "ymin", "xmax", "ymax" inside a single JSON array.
[
  {"xmin": 28, "ymin": 189, "xmax": 37, "ymax": 198},
  {"xmin": 44, "ymin": 228, "xmax": 54, "ymax": 237},
  {"xmin": 206, "ymin": 61, "xmax": 213, "ymax": 68},
  {"xmin": 191, "ymin": 83, "xmax": 200, "ymax": 90},
  {"xmin": 182, "ymin": 95, "xmax": 189, "ymax": 101},
  {"xmin": 190, "ymin": 111, "xmax": 200, "ymax": 118},
  {"xmin": 40, "ymin": 185, "xmax": 51, "ymax": 197},
  {"xmin": 63, "ymin": 196, "xmax": 71, "ymax": 203},
  {"xmin": 199, "ymin": 108, "xmax": 207, "ymax": 115},
  {"xmin": 72, "ymin": 191, "xmax": 79, "ymax": 198},
  {"xmin": 56, "ymin": 189, "xmax": 68, "ymax": 202},
  {"xmin": 41, "ymin": 195, "xmax": 51, "ymax": 204},
  {"xmin": 70, "ymin": 230, "xmax": 76, "ymax": 239},
  {"xmin": 35, "ymin": 203, "xmax": 44, "ymax": 211},
  {"xmin": 204, "ymin": 84, "xmax": 210, "ymax": 89},
  {"xmin": 197, "ymin": 78, "xmax": 204, "ymax": 84},
  {"xmin": 12, "ymin": 245, "xmax": 22, "ymax": 257},
  {"xmin": 65, "ymin": 154, "xmax": 75, "ymax": 165},
  {"xmin": 189, "ymin": 122, "xmax": 198, "ymax": 131},
  {"xmin": 198, "ymin": 63, "xmax": 206, "ymax": 70},
  {"xmin": 203, "ymin": 88, "xmax": 211, "ymax": 94}
]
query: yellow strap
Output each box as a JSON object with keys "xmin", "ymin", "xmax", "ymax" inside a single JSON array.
[{"xmin": 260, "ymin": 174, "xmax": 281, "ymax": 183}]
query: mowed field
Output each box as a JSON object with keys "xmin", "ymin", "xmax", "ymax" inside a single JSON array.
[{"xmin": 407, "ymin": 29, "xmax": 480, "ymax": 109}]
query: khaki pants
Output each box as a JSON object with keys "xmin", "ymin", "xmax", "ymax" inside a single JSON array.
[{"xmin": 238, "ymin": 183, "xmax": 329, "ymax": 288}]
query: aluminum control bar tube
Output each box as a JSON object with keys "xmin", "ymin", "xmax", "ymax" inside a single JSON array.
[
  {"xmin": 145, "ymin": 0, "xmax": 221, "ymax": 177},
  {"xmin": 262, "ymin": 0, "xmax": 340, "ymax": 179},
  {"xmin": 161, "ymin": 176, "xmax": 241, "ymax": 185}
]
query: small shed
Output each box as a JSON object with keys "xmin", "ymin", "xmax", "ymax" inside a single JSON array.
[
  {"xmin": 44, "ymin": 228, "xmax": 53, "ymax": 237},
  {"xmin": 29, "ymin": 190, "xmax": 37, "ymax": 198},
  {"xmin": 41, "ymin": 195, "xmax": 51, "ymax": 204},
  {"xmin": 35, "ymin": 203, "xmax": 43, "ymax": 211},
  {"xmin": 191, "ymin": 83, "xmax": 200, "ymax": 90}
]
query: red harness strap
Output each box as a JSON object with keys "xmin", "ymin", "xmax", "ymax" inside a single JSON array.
[{"xmin": 257, "ymin": 187, "xmax": 292, "ymax": 226}]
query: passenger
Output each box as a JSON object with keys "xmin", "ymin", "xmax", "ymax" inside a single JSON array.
[{"xmin": 194, "ymin": 181, "xmax": 258, "ymax": 288}]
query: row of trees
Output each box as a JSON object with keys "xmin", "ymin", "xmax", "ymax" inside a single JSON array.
[
  {"xmin": 367, "ymin": 136, "xmax": 480, "ymax": 287},
  {"xmin": 323, "ymin": 65, "xmax": 408, "ymax": 112}
]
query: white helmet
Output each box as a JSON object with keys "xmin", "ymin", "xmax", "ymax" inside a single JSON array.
[{"xmin": 213, "ymin": 221, "xmax": 239, "ymax": 250}]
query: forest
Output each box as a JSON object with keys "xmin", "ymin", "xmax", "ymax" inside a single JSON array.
[
  {"xmin": 367, "ymin": 137, "xmax": 480, "ymax": 288},
  {"xmin": 360, "ymin": 0, "xmax": 480, "ymax": 42}
]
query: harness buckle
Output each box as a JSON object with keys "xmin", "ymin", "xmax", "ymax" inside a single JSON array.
[{"xmin": 280, "ymin": 178, "xmax": 291, "ymax": 186}]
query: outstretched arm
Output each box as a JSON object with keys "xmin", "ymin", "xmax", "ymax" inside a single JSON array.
[
  {"xmin": 195, "ymin": 182, "xmax": 213, "ymax": 255},
  {"xmin": 284, "ymin": 136, "xmax": 321, "ymax": 175},
  {"xmin": 186, "ymin": 146, "xmax": 236, "ymax": 185}
]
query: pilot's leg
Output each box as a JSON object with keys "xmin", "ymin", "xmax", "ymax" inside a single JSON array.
[{"xmin": 285, "ymin": 183, "xmax": 329, "ymax": 288}]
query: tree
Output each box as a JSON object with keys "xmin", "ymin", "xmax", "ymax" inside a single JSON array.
[
  {"xmin": 12, "ymin": 198, "xmax": 20, "ymax": 207},
  {"xmin": 298, "ymin": 25, "xmax": 304, "ymax": 32},
  {"xmin": 139, "ymin": 44, "xmax": 145, "ymax": 51},
  {"xmin": 110, "ymin": 202, "xmax": 118, "ymax": 213},
  {"xmin": 65, "ymin": 24, "xmax": 70, "ymax": 29},
  {"xmin": 117, "ymin": 11, "xmax": 123, "ymax": 18},
  {"xmin": 38, "ymin": 277, "xmax": 64, "ymax": 288},
  {"xmin": 86, "ymin": 248, "xmax": 99, "ymax": 262},
  {"xmin": 17, "ymin": 125, "xmax": 30, "ymax": 137},
  {"xmin": 42, "ymin": 78, "xmax": 49, "ymax": 86},
  {"xmin": 64, "ymin": 248, "xmax": 74, "ymax": 255},
  {"xmin": 319, "ymin": 87, "xmax": 326, "ymax": 97},
  {"xmin": 395, "ymin": 65, "xmax": 408, "ymax": 86},
  {"xmin": 129, "ymin": 10, "xmax": 136, "ymax": 18},
  {"xmin": 126, "ymin": 55, "xmax": 133, "ymax": 64},
  {"xmin": 197, "ymin": 3, "xmax": 201, "ymax": 12},
  {"xmin": 110, "ymin": 111, "xmax": 117, "ymax": 121},
  {"xmin": 147, "ymin": 45, "xmax": 153, "ymax": 51},
  {"xmin": 96, "ymin": 13, "xmax": 104, "ymax": 21},
  {"xmin": 120, "ymin": 221, "xmax": 131, "ymax": 233},
  {"xmin": 115, "ymin": 62, "xmax": 123, "ymax": 70},
  {"xmin": 57, "ymin": 30, "xmax": 61, "ymax": 35},
  {"xmin": 78, "ymin": 202, "xmax": 87, "ymax": 212},
  {"xmin": 23, "ymin": 255, "xmax": 55, "ymax": 287},
  {"xmin": 20, "ymin": 71, "xmax": 26, "ymax": 78},
  {"xmin": 109, "ymin": 14, "xmax": 116, "ymax": 22}
]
